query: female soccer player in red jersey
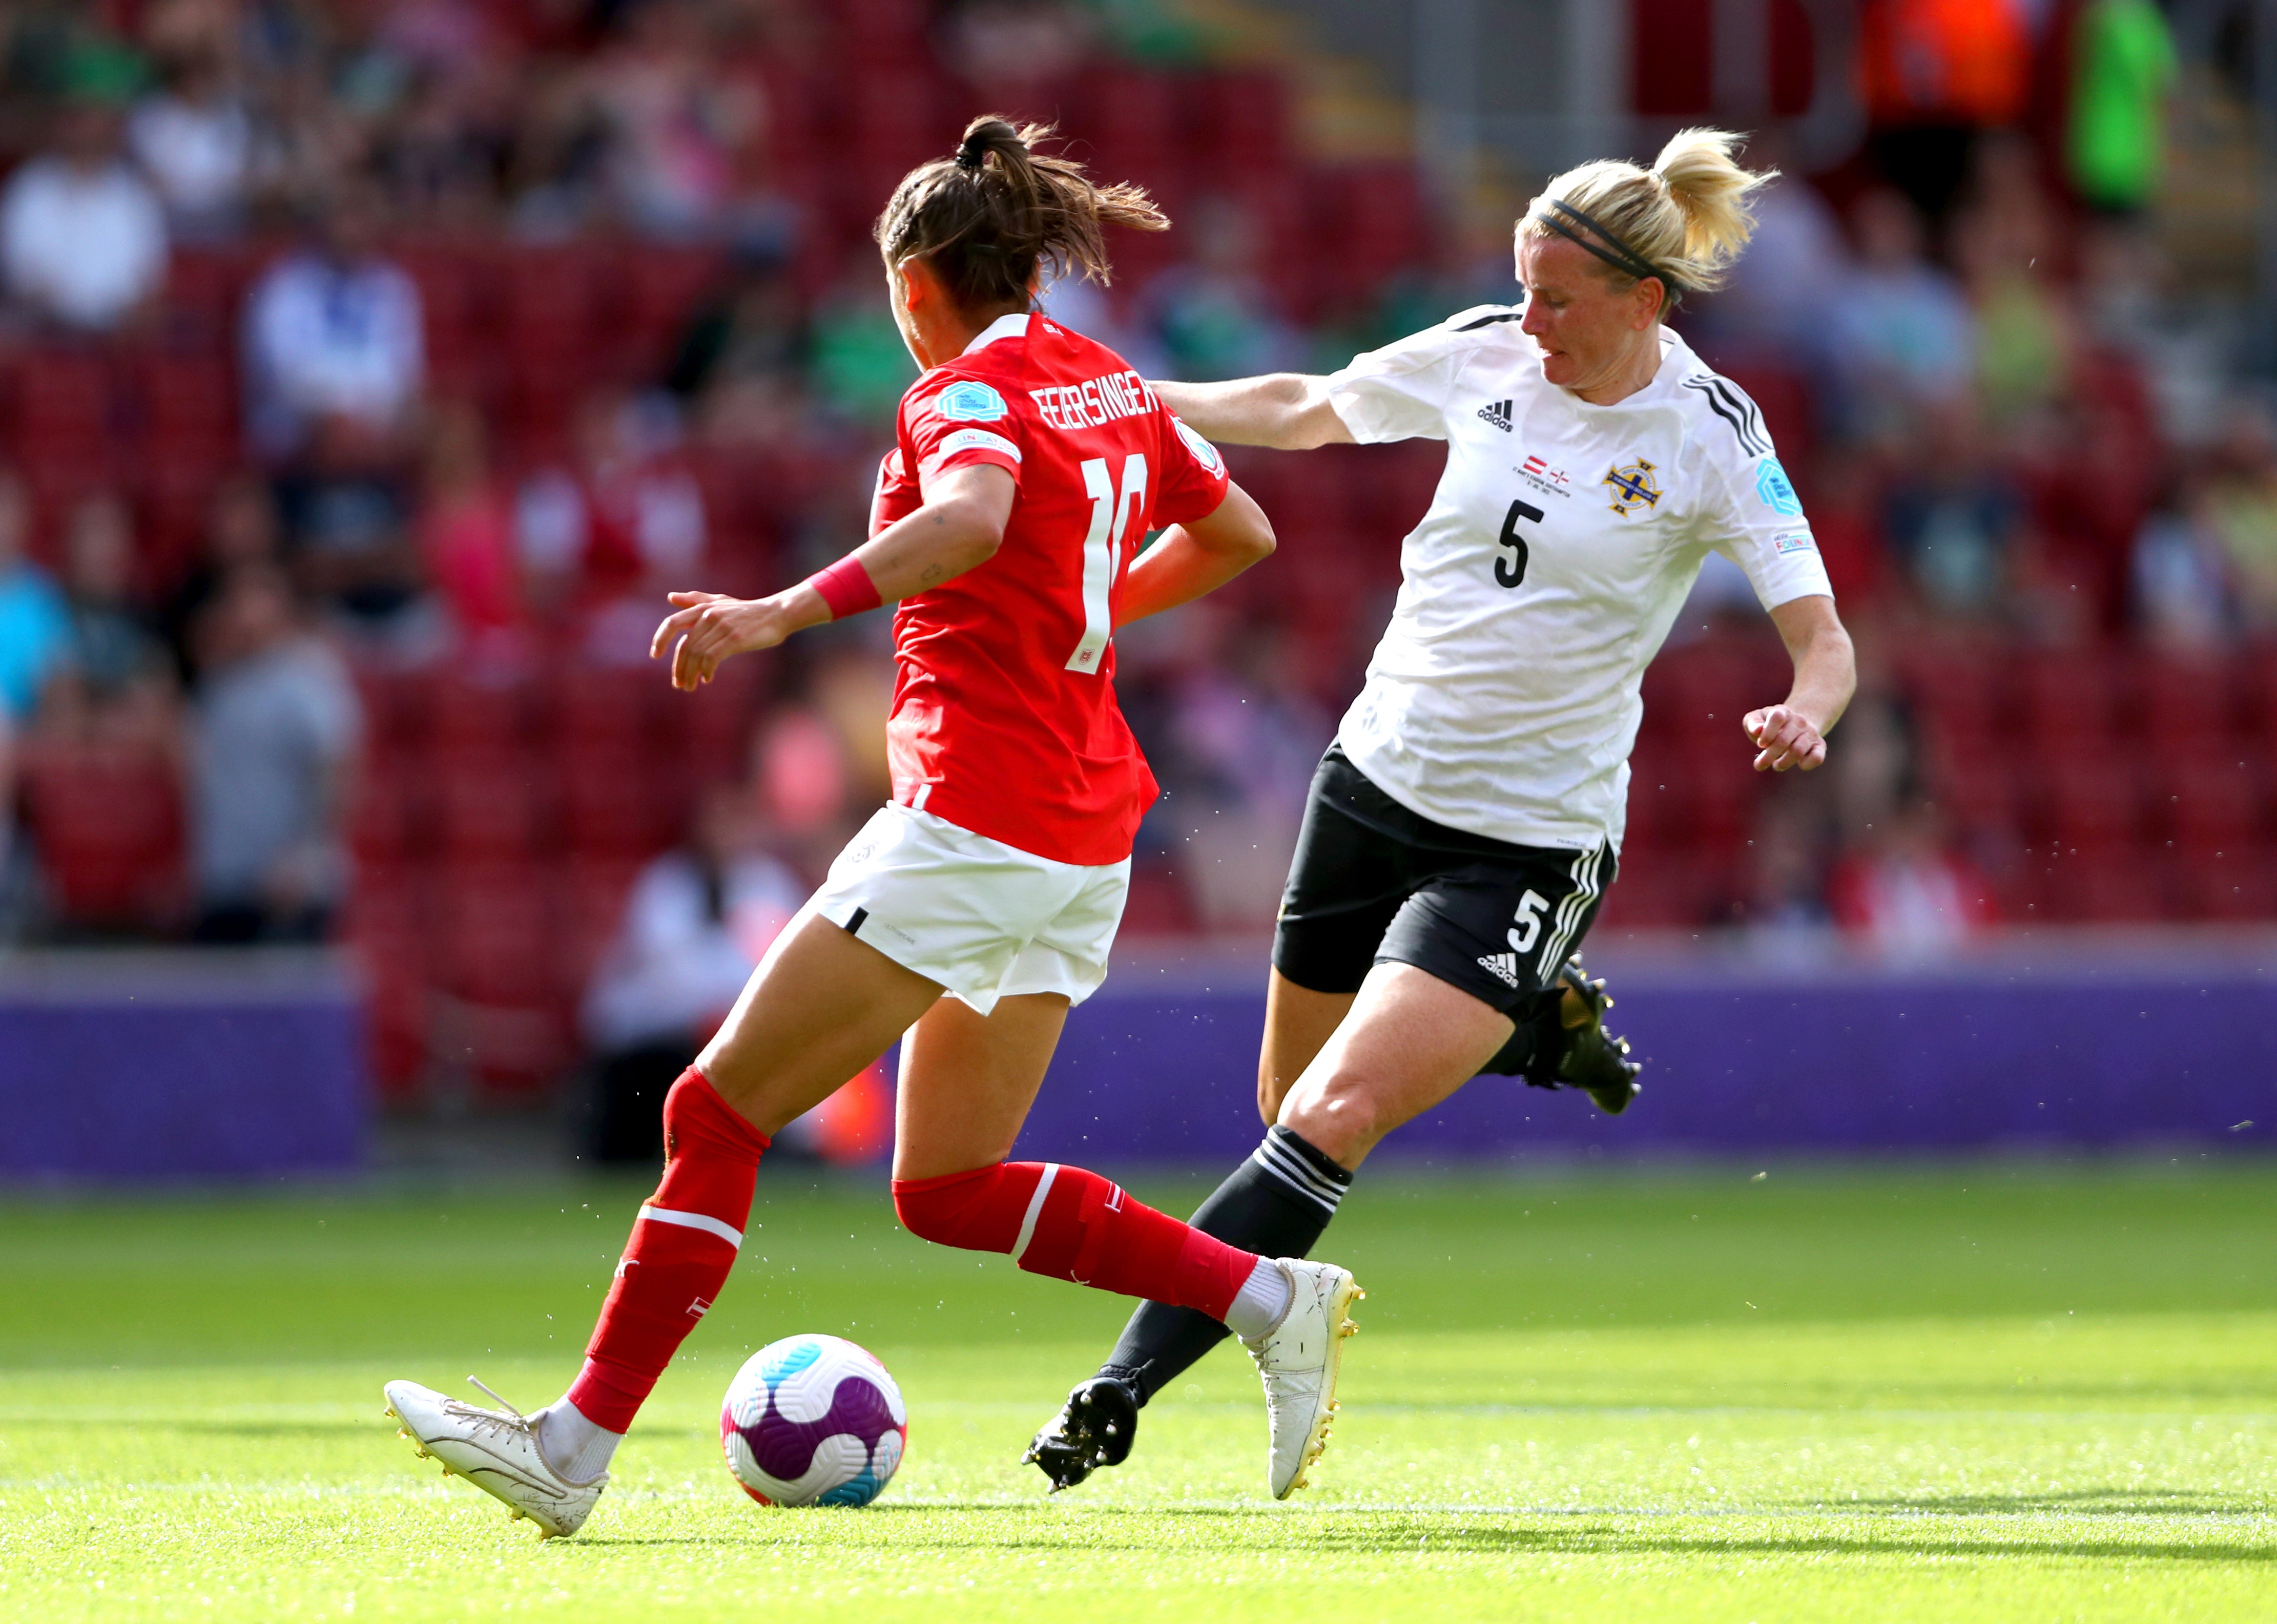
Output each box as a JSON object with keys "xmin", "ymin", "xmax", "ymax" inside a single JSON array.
[{"xmin": 384, "ymin": 119, "xmax": 1360, "ymax": 1533}]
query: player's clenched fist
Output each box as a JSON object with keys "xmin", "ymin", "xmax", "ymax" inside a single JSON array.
[
  {"xmin": 1743, "ymin": 703, "xmax": 1827, "ymax": 773},
  {"xmin": 650, "ymin": 590, "xmax": 805, "ymax": 691}
]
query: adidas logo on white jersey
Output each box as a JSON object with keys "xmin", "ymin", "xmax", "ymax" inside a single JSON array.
[
  {"xmin": 1476, "ymin": 952, "xmax": 1521, "ymax": 987},
  {"xmin": 1477, "ymin": 399, "xmax": 1513, "ymax": 431}
]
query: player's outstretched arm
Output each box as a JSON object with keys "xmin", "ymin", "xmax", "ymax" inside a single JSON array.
[
  {"xmin": 1743, "ymin": 594, "xmax": 1855, "ymax": 773},
  {"xmin": 1119, "ymin": 482, "xmax": 1276, "ymax": 627},
  {"xmin": 1152, "ymin": 376, "xmax": 1355, "ymax": 450},
  {"xmin": 650, "ymin": 465, "xmax": 1017, "ymax": 691}
]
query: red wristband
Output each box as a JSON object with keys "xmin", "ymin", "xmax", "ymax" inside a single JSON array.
[{"xmin": 805, "ymin": 556, "xmax": 882, "ymax": 620}]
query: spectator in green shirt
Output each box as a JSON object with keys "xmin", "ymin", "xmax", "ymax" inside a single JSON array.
[{"xmin": 2067, "ymin": 0, "xmax": 2178, "ymax": 215}]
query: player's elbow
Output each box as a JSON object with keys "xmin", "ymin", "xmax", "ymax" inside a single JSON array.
[
  {"xmin": 1204, "ymin": 485, "xmax": 1275, "ymax": 565},
  {"xmin": 940, "ymin": 502, "xmax": 1006, "ymax": 570},
  {"xmin": 1236, "ymin": 509, "xmax": 1276, "ymax": 564},
  {"xmin": 962, "ymin": 523, "xmax": 1006, "ymax": 568}
]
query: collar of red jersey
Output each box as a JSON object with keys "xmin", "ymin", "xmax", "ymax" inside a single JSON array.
[{"xmin": 961, "ymin": 311, "xmax": 1031, "ymax": 356}]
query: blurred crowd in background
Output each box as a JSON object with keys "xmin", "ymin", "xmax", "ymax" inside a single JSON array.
[{"xmin": 0, "ymin": 0, "xmax": 2258, "ymax": 1109}]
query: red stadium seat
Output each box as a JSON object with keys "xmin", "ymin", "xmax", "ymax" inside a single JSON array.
[
  {"xmin": 1119, "ymin": 860, "xmax": 1197, "ymax": 936},
  {"xmin": 1351, "ymin": 440, "xmax": 1447, "ymax": 546},
  {"xmin": 1923, "ymin": 750, "xmax": 2022, "ymax": 838},
  {"xmin": 2034, "ymin": 758, "xmax": 2144, "ymax": 855},
  {"xmin": 1072, "ymin": 66, "xmax": 1186, "ymax": 188},
  {"xmin": 427, "ymin": 669, "xmax": 537, "ymax": 757},
  {"xmin": 828, "ymin": 0, "xmax": 932, "ymax": 65},
  {"xmin": 159, "ymin": 244, "xmax": 256, "ymax": 350},
  {"xmin": 134, "ymin": 352, "xmax": 237, "ymax": 464},
  {"xmin": 560, "ymin": 760, "xmax": 677, "ymax": 859},
  {"xmin": 2137, "ymin": 653, "xmax": 2238, "ymax": 751},
  {"xmin": 835, "ymin": 66, "xmax": 947, "ymax": 225},
  {"xmin": 350, "ymin": 666, "xmax": 433, "ymax": 757},
  {"xmin": 2161, "ymin": 756, "xmax": 2265, "ymax": 853},
  {"xmin": 1897, "ymin": 641, "xmax": 2011, "ymax": 746},
  {"xmin": 1595, "ymin": 848, "xmax": 1712, "ymax": 928},
  {"xmin": 2178, "ymin": 845, "xmax": 2277, "ymax": 921},
  {"xmin": 501, "ymin": 243, "xmax": 612, "ymax": 448},
  {"xmin": 426, "ymin": 861, "xmax": 574, "ymax": 1091},
  {"xmin": 2016, "ymin": 649, "xmax": 2118, "ymax": 746},
  {"xmin": 394, "ymin": 237, "xmax": 499, "ymax": 403},
  {"xmin": 347, "ymin": 771, "xmax": 429, "ymax": 869},
  {"xmin": 134, "ymin": 453, "xmax": 224, "ymax": 595},
  {"xmin": 1714, "ymin": 365, "xmax": 1815, "ymax": 468},
  {"xmin": 343, "ymin": 882, "xmax": 431, "ymax": 1097},
  {"xmin": 1185, "ymin": 68, "xmax": 1293, "ymax": 175},
  {"xmin": 10, "ymin": 349, "xmax": 121, "ymax": 501},
  {"xmin": 430, "ymin": 864, "xmax": 563, "ymax": 1007},
  {"xmin": 548, "ymin": 662, "xmax": 658, "ymax": 755},
  {"xmin": 433, "ymin": 759, "xmax": 553, "ymax": 861},
  {"xmin": 1644, "ymin": 636, "xmax": 1781, "ymax": 748},
  {"xmin": 2055, "ymin": 858, "xmax": 2170, "ymax": 923},
  {"xmin": 618, "ymin": 245, "xmax": 726, "ymax": 380},
  {"xmin": 565, "ymin": 857, "xmax": 645, "ymax": 985},
  {"xmin": 1317, "ymin": 162, "xmax": 1431, "ymax": 293},
  {"xmin": 18, "ymin": 740, "xmax": 184, "ymax": 930},
  {"xmin": 676, "ymin": 660, "xmax": 762, "ymax": 781}
]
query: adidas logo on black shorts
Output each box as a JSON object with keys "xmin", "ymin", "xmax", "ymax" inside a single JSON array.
[{"xmin": 1476, "ymin": 952, "xmax": 1521, "ymax": 987}]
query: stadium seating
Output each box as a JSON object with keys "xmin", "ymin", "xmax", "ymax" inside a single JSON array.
[
  {"xmin": 17, "ymin": 740, "xmax": 185, "ymax": 933},
  {"xmin": 2, "ymin": 10, "xmax": 2260, "ymax": 1115}
]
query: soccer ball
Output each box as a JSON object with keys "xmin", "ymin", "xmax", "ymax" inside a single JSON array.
[{"xmin": 720, "ymin": 1334, "xmax": 907, "ymax": 1507}]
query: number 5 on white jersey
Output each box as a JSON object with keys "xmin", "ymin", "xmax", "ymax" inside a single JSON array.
[{"xmin": 1066, "ymin": 453, "xmax": 1148, "ymax": 674}]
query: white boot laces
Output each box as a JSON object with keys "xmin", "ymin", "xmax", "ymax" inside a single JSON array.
[{"xmin": 442, "ymin": 1377, "xmax": 537, "ymax": 1445}]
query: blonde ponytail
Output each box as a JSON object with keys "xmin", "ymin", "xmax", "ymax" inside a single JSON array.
[{"xmin": 1523, "ymin": 127, "xmax": 1774, "ymax": 298}]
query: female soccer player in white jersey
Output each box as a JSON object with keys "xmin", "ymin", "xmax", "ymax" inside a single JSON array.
[
  {"xmin": 383, "ymin": 119, "xmax": 1365, "ymax": 1535},
  {"xmin": 1028, "ymin": 128, "xmax": 1858, "ymax": 1488}
]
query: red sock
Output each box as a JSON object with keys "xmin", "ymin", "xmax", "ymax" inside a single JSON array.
[
  {"xmin": 566, "ymin": 1069, "xmax": 769, "ymax": 1432},
  {"xmin": 892, "ymin": 1162, "xmax": 1258, "ymax": 1319}
]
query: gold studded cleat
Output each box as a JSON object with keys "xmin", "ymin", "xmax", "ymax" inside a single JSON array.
[
  {"xmin": 1243, "ymin": 1259, "xmax": 1363, "ymax": 1499},
  {"xmin": 382, "ymin": 1379, "xmax": 606, "ymax": 1538}
]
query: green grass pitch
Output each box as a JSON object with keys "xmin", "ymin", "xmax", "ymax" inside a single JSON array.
[{"xmin": 2, "ymin": 1159, "xmax": 2271, "ymax": 1621}]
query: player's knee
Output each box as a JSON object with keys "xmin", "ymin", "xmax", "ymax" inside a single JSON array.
[
  {"xmin": 891, "ymin": 1164, "xmax": 1007, "ymax": 1252},
  {"xmin": 659, "ymin": 1067, "xmax": 770, "ymax": 1163},
  {"xmin": 1278, "ymin": 1070, "xmax": 1381, "ymax": 1166}
]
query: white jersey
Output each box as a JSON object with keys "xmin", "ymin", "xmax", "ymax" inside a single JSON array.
[{"xmin": 1326, "ymin": 307, "xmax": 1834, "ymax": 853}]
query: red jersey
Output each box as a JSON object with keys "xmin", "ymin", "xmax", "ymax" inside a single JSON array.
[{"xmin": 868, "ymin": 312, "xmax": 1231, "ymax": 866}]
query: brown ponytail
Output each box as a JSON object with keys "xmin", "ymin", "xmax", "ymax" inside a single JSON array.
[{"xmin": 875, "ymin": 116, "xmax": 1168, "ymax": 313}]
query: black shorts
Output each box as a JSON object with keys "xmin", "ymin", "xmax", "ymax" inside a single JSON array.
[{"xmin": 1271, "ymin": 745, "xmax": 1616, "ymax": 1025}]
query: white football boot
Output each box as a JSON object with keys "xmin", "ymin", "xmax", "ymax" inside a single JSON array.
[
  {"xmin": 1240, "ymin": 1258, "xmax": 1362, "ymax": 1499},
  {"xmin": 383, "ymin": 1377, "xmax": 605, "ymax": 1539}
]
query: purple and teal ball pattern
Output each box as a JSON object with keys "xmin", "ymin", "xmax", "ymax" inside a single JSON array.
[{"xmin": 720, "ymin": 1334, "xmax": 908, "ymax": 1507}]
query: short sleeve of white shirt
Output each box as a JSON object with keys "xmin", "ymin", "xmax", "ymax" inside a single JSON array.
[
  {"xmin": 1326, "ymin": 309, "xmax": 1508, "ymax": 444},
  {"xmin": 1699, "ymin": 448, "xmax": 1835, "ymax": 611}
]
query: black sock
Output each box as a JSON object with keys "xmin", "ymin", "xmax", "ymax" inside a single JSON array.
[{"xmin": 1099, "ymin": 1126, "xmax": 1354, "ymax": 1405}]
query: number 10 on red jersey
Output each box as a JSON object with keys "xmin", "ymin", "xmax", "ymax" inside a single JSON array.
[{"xmin": 1066, "ymin": 453, "xmax": 1148, "ymax": 674}]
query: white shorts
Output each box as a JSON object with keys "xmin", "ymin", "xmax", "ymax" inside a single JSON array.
[{"xmin": 809, "ymin": 804, "xmax": 1130, "ymax": 1015}]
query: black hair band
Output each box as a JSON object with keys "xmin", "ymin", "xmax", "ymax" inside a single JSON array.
[
  {"xmin": 954, "ymin": 143, "xmax": 985, "ymax": 173},
  {"xmin": 1534, "ymin": 198, "xmax": 1684, "ymax": 303}
]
